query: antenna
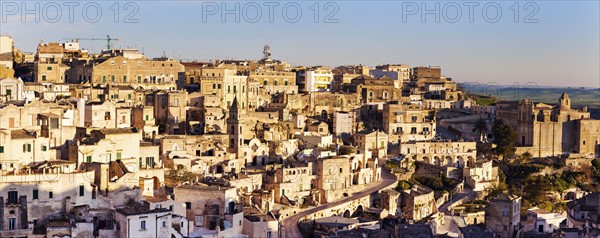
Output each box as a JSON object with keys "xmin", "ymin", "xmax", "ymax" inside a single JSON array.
[{"xmin": 263, "ymin": 45, "xmax": 272, "ymax": 61}]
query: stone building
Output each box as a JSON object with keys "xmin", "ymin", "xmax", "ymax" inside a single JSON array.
[
  {"xmin": 400, "ymin": 140, "xmax": 477, "ymax": 168},
  {"xmin": 315, "ymin": 156, "xmax": 352, "ymax": 203},
  {"xmin": 266, "ymin": 161, "xmax": 316, "ymax": 206},
  {"xmin": 353, "ymin": 130, "xmax": 388, "ymax": 160},
  {"xmin": 332, "ymin": 111, "xmax": 356, "ymax": 136},
  {"xmin": 66, "ymin": 49, "xmax": 184, "ymax": 90},
  {"xmin": 565, "ymin": 192, "xmax": 600, "ymax": 236},
  {"xmin": 173, "ymin": 183, "xmax": 244, "ymax": 237},
  {"xmin": 0, "ymin": 77, "xmax": 24, "ymax": 102},
  {"xmin": 340, "ymin": 75, "xmax": 401, "ymax": 104},
  {"xmin": 115, "ymin": 202, "xmax": 189, "ymax": 238},
  {"xmin": 496, "ymin": 92, "xmax": 599, "ymax": 158},
  {"xmin": 400, "ymin": 184, "xmax": 438, "ymax": 221},
  {"xmin": 0, "ymin": 163, "xmax": 95, "ymax": 236},
  {"xmin": 383, "ymin": 101, "xmax": 436, "ymax": 143},
  {"xmin": 248, "ymin": 70, "xmax": 298, "ymax": 95},
  {"xmin": 485, "ymin": 194, "xmax": 521, "ymax": 238},
  {"xmin": 332, "ymin": 65, "xmax": 369, "ymax": 91},
  {"xmin": 370, "ymin": 64, "xmax": 411, "ymax": 87}
]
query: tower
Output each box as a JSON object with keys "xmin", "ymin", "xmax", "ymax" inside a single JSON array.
[
  {"xmin": 262, "ymin": 45, "xmax": 272, "ymax": 61},
  {"xmin": 559, "ymin": 91, "xmax": 570, "ymax": 110},
  {"xmin": 227, "ymin": 97, "xmax": 243, "ymax": 155}
]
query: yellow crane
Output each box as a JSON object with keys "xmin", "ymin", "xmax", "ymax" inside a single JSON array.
[{"xmin": 63, "ymin": 35, "xmax": 119, "ymax": 50}]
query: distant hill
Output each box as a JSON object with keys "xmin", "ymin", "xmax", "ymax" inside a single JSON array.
[{"xmin": 460, "ymin": 83, "xmax": 600, "ymax": 107}]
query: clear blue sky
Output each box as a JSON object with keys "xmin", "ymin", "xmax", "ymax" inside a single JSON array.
[{"xmin": 1, "ymin": 1, "xmax": 598, "ymax": 88}]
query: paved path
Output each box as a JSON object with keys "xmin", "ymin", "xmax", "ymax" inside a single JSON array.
[
  {"xmin": 438, "ymin": 188, "xmax": 474, "ymax": 213},
  {"xmin": 436, "ymin": 187, "xmax": 475, "ymax": 236},
  {"xmin": 282, "ymin": 170, "xmax": 397, "ymax": 238}
]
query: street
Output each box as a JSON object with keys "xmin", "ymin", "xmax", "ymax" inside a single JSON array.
[{"xmin": 282, "ymin": 169, "xmax": 397, "ymax": 238}]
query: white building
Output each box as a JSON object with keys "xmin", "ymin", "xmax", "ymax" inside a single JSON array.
[
  {"xmin": 115, "ymin": 202, "xmax": 190, "ymax": 238},
  {"xmin": 0, "ymin": 77, "xmax": 24, "ymax": 102},
  {"xmin": 297, "ymin": 67, "xmax": 333, "ymax": 92}
]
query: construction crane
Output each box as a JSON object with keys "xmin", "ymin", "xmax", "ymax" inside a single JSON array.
[{"xmin": 62, "ymin": 35, "xmax": 119, "ymax": 50}]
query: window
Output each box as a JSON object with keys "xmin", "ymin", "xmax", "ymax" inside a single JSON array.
[
  {"xmin": 137, "ymin": 76, "xmax": 142, "ymax": 83},
  {"xmin": 284, "ymin": 81, "xmax": 288, "ymax": 86},
  {"xmin": 102, "ymin": 75, "xmax": 107, "ymax": 83},
  {"xmin": 33, "ymin": 189, "xmax": 39, "ymax": 199},
  {"xmin": 503, "ymin": 206, "xmax": 509, "ymax": 217},
  {"xmin": 162, "ymin": 221, "xmax": 166, "ymax": 227},
  {"xmin": 503, "ymin": 225, "xmax": 508, "ymax": 231},
  {"xmin": 42, "ymin": 145, "xmax": 47, "ymax": 151},
  {"xmin": 174, "ymin": 98, "xmax": 179, "ymax": 106},
  {"xmin": 42, "ymin": 74, "xmax": 47, "ymax": 81},
  {"xmin": 79, "ymin": 185, "xmax": 84, "ymax": 196},
  {"xmin": 185, "ymin": 202, "xmax": 191, "ymax": 209},
  {"xmin": 145, "ymin": 115, "xmax": 149, "ymax": 121},
  {"xmin": 264, "ymin": 80, "xmax": 268, "ymax": 86},
  {"xmin": 122, "ymin": 75, "xmax": 127, "ymax": 83},
  {"xmin": 47, "ymin": 66, "xmax": 52, "ymax": 70},
  {"xmin": 228, "ymin": 85, "xmax": 231, "ymax": 93},
  {"xmin": 140, "ymin": 220, "xmax": 146, "ymax": 230},
  {"xmin": 8, "ymin": 191, "xmax": 18, "ymax": 204},
  {"xmin": 86, "ymin": 156, "xmax": 92, "ymax": 163},
  {"xmin": 8, "ymin": 218, "xmax": 16, "ymax": 230},
  {"xmin": 116, "ymin": 152, "xmax": 122, "ymax": 160},
  {"xmin": 195, "ymin": 216, "xmax": 203, "ymax": 227},
  {"xmin": 49, "ymin": 191, "xmax": 53, "ymax": 199},
  {"xmin": 0, "ymin": 146, "xmax": 4, "ymax": 153},
  {"xmin": 23, "ymin": 144, "xmax": 32, "ymax": 152},
  {"xmin": 50, "ymin": 118, "xmax": 59, "ymax": 129},
  {"xmin": 146, "ymin": 157, "xmax": 155, "ymax": 167},
  {"xmin": 111, "ymin": 75, "xmax": 115, "ymax": 82}
]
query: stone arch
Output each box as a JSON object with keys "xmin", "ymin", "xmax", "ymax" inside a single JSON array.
[
  {"xmin": 423, "ymin": 156, "xmax": 431, "ymax": 164},
  {"xmin": 343, "ymin": 210, "xmax": 351, "ymax": 218},
  {"xmin": 446, "ymin": 156, "xmax": 453, "ymax": 167},
  {"xmin": 457, "ymin": 156, "xmax": 465, "ymax": 168},
  {"xmin": 353, "ymin": 205, "xmax": 364, "ymax": 217},
  {"xmin": 434, "ymin": 156, "xmax": 441, "ymax": 166}
]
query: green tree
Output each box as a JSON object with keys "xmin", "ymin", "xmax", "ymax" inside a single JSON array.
[
  {"xmin": 492, "ymin": 119, "xmax": 518, "ymax": 157},
  {"xmin": 339, "ymin": 146, "xmax": 356, "ymax": 155},
  {"xmin": 473, "ymin": 117, "xmax": 488, "ymax": 142},
  {"xmin": 396, "ymin": 180, "xmax": 412, "ymax": 191}
]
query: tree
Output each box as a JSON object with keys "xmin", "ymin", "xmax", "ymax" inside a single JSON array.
[
  {"xmin": 492, "ymin": 119, "xmax": 518, "ymax": 157},
  {"xmin": 473, "ymin": 117, "xmax": 487, "ymax": 142},
  {"xmin": 339, "ymin": 146, "xmax": 356, "ymax": 155}
]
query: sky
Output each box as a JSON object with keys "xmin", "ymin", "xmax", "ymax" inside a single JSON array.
[{"xmin": 1, "ymin": 0, "xmax": 599, "ymax": 88}]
